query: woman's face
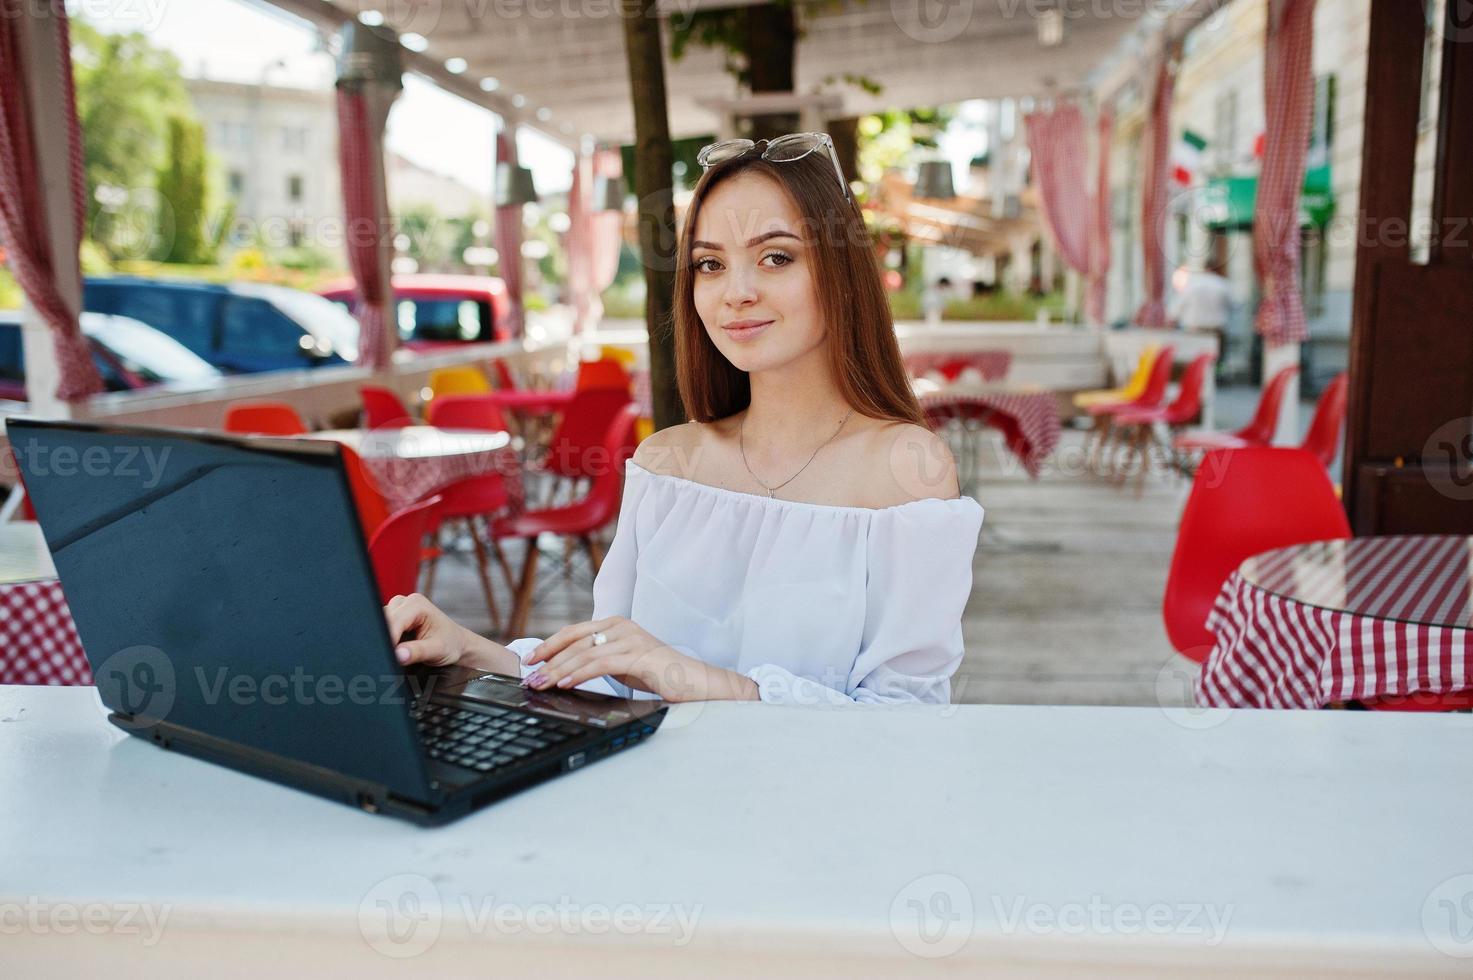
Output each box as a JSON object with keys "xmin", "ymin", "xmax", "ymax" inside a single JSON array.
[{"xmin": 690, "ymin": 172, "xmax": 825, "ymax": 375}]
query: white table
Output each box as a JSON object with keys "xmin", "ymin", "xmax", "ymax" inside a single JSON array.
[{"xmin": 2, "ymin": 685, "xmax": 1470, "ymax": 977}]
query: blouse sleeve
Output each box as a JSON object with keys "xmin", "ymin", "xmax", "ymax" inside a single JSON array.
[
  {"xmin": 502, "ymin": 469, "xmax": 654, "ymax": 699},
  {"xmin": 742, "ymin": 498, "xmax": 984, "ymax": 705}
]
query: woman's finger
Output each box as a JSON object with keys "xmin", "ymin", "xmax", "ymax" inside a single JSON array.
[
  {"xmin": 394, "ymin": 637, "xmax": 447, "ymax": 666},
  {"xmin": 527, "ymin": 617, "xmax": 622, "ymax": 665},
  {"xmin": 550, "ymin": 649, "xmax": 632, "ymax": 690}
]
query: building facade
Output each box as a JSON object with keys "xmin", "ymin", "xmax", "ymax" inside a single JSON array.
[{"xmin": 185, "ymin": 78, "xmax": 342, "ymax": 251}]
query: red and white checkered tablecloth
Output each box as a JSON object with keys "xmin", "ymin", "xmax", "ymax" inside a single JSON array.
[
  {"xmin": 1, "ymin": 575, "xmax": 89, "ymax": 686},
  {"xmin": 1196, "ymin": 536, "xmax": 1473, "ymax": 708},
  {"xmin": 920, "ymin": 389, "xmax": 1062, "ymax": 479},
  {"xmin": 312, "ymin": 428, "xmax": 526, "ymax": 514},
  {"xmin": 905, "ymin": 350, "xmax": 1013, "ymax": 383}
]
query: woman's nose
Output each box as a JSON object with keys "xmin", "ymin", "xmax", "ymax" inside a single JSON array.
[{"xmin": 724, "ymin": 267, "xmax": 758, "ymax": 305}]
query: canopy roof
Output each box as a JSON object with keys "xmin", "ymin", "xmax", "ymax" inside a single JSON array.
[{"xmin": 265, "ymin": 0, "xmax": 1206, "ymax": 147}]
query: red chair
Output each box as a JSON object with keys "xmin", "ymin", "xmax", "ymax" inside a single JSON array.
[
  {"xmin": 575, "ymin": 358, "xmax": 632, "ymax": 393},
  {"xmin": 223, "ymin": 402, "xmax": 309, "ymax": 436},
  {"xmin": 1174, "ymin": 364, "xmax": 1300, "ymax": 456},
  {"xmin": 367, "ymin": 495, "xmax": 442, "ymax": 604},
  {"xmin": 421, "ymin": 473, "xmax": 514, "ymax": 633},
  {"xmin": 426, "ymin": 394, "xmax": 508, "ymax": 431},
  {"xmin": 1110, "ymin": 353, "xmax": 1215, "ymax": 489},
  {"xmin": 341, "ymin": 444, "xmax": 391, "ymax": 541},
  {"xmin": 1163, "ymin": 447, "xmax": 1351, "ymax": 662},
  {"xmin": 537, "ymin": 387, "xmax": 634, "ymax": 502},
  {"xmin": 495, "ymin": 403, "xmax": 641, "ymax": 637},
  {"xmin": 491, "ymin": 359, "xmax": 519, "ymax": 392},
  {"xmin": 1299, "ymin": 372, "xmax": 1348, "ymax": 469},
  {"xmin": 361, "ymin": 386, "xmax": 415, "ymax": 429},
  {"xmin": 1085, "ymin": 345, "xmax": 1175, "ymax": 468}
]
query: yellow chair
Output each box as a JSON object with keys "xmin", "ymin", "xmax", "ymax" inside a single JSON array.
[
  {"xmin": 428, "ymin": 366, "xmax": 491, "ymax": 400},
  {"xmin": 598, "ymin": 345, "xmax": 638, "ymax": 369},
  {"xmin": 1074, "ymin": 344, "xmax": 1160, "ymax": 409}
]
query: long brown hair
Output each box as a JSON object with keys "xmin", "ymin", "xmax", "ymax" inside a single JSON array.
[{"xmin": 672, "ymin": 148, "xmax": 925, "ymax": 427}]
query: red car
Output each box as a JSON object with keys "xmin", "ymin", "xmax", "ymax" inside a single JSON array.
[{"xmin": 317, "ymin": 274, "xmax": 510, "ymax": 351}]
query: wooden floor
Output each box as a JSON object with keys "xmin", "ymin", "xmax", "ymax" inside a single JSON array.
[{"xmin": 431, "ymin": 427, "xmax": 1194, "ymax": 707}]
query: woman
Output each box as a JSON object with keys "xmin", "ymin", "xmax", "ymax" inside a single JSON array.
[{"xmin": 386, "ymin": 133, "xmax": 984, "ymax": 705}]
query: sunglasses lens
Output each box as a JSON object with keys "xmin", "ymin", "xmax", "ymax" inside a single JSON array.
[
  {"xmin": 765, "ymin": 134, "xmax": 823, "ymax": 162},
  {"xmin": 698, "ymin": 139, "xmax": 754, "ymax": 168}
]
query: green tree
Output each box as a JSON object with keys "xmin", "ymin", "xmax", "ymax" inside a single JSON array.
[
  {"xmin": 70, "ymin": 20, "xmax": 191, "ymax": 259},
  {"xmin": 155, "ymin": 116, "xmax": 213, "ymax": 264}
]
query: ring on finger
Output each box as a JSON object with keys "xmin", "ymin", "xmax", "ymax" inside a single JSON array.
[{"xmin": 591, "ymin": 631, "xmax": 608, "ymax": 647}]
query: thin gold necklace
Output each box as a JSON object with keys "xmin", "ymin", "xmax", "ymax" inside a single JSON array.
[{"xmin": 739, "ymin": 409, "xmax": 853, "ymax": 499}]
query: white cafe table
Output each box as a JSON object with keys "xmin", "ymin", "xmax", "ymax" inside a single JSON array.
[{"xmin": 1, "ymin": 685, "xmax": 1470, "ymax": 977}]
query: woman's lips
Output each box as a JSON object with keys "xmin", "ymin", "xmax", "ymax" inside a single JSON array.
[{"xmin": 722, "ymin": 319, "xmax": 772, "ymax": 342}]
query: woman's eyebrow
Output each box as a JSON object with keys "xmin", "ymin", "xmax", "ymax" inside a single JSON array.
[{"xmin": 691, "ymin": 230, "xmax": 801, "ymax": 251}]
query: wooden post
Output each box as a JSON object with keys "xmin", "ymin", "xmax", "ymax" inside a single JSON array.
[
  {"xmin": 621, "ymin": 6, "xmax": 683, "ymax": 432},
  {"xmin": 18, "ymin": 8, "xmax": 80, "ymax": 419}
]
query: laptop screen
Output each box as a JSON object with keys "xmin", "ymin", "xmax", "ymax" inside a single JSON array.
[{"xmin": 10, "ymin": 420, "xmax": 432, "ymax": 797}]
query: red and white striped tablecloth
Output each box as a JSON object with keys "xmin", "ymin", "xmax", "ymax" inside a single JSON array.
[
  {"xmin": 1196, "ymin": 536, "xmax": 1473, "ymax": 708},
  {"xmin": 0, "ymin": 523, "xmax": 90, "ymax": 686},
  {"xmin": 920, "ymin": 389, "xmax": 1062, "ymax": 479}
]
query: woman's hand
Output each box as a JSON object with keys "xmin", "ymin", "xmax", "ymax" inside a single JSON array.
[
  {"xmin": 523, "ymin": 617, "xmax": 759, "ymax": 703},
  {"xmin": 383, "ymin": 593, "xmax": 486, "ymax": 668}
]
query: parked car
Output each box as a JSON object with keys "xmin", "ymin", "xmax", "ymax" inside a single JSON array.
[
  {"xmin": 317, "ymin": 274, "xmax": 508, "ymax": 350},
  {"xmin": 82, "ymin": 277, "xmax": 361, "ymax": 374},
  {"xmin": 0, "ymin": 310, "xmax": 222, "ymax": 401}
]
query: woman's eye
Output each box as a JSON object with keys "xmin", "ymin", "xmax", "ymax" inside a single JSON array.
[
  {"xmin": 762, "ymin": 251, "xmax": 794, "ymax": 267},
  {"xmin": 693, "ymin": 257, "xmax": 722, "ymax": 274}
]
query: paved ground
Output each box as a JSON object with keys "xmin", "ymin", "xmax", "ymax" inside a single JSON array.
[{"xmin": 431, "ymin": 383, "xmax": 1323, "ymax": 707}]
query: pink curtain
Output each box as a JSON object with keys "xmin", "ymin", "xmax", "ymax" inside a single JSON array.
[
  {"xmin": 1087, "ymin": 110, "xmax": 1114, "ymax": 326},
  {"xmin": 494, "ymin": 130, "xmax": 525, "ymax": 339},
  {"xmin": 1133, "ymin": 50, "xmax": 1178, "ymax": 329},
  {"xmin": 1254, "ymin": 0, "xmax": 1317, "ymax": 346},
  {"xmin": 565, "ymin": 149, "xmax": 593, "ymax": 334},
  {"xmin": 1024, "ymin": 104, "xmax": 1091, "ymax": 275},
  {"xmin": 336, "ymin": 88, "xmax": 394, "ymax": 369},
  {"xmin": 588, "ymin": 148, "xmax": 624, "ymax": 319},
  {"xmin": 0, "ymin": 3, "xmax": 102, "ymax": 401}
]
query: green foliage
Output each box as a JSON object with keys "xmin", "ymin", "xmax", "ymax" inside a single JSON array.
[
  {"xmin": 888, "ymin": 288, "xmax": 1067, "ymax": 322},
  {"xmin": 154, "ymin": 116, "xmax": 213, "ymax": 264},
  {"xmin": 71, "ymin": 20, "xmax": 192, "ymax": 260},
  {"xmin": 857, "ymin": 107, "xmax": 956, "ymax": 184}
]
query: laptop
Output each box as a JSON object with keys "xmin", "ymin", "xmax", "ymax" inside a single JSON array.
[{"xmin": 9, "ymin": 418, "xmax": 666, "ymax": 825}]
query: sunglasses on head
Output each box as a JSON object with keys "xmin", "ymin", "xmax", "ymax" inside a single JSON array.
[{"xmin": 696, "ymin": 132, "xmax": 851, "ymax": 202}]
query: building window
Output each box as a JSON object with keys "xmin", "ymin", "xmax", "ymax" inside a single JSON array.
[
  {"xmin": 229, "ymin": 171, "xmax": 245, "ymax": 197},
  {"xmin": 287, "ymin": 174, "xmax": 303, "ymax": 202}
]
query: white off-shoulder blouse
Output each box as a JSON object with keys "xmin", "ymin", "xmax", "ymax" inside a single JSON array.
[{"xmin": 505, "ymin": 462, "xmax": 984, "ymax": 705}]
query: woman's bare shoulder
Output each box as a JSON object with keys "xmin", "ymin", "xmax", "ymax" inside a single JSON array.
[
  {"xmin": 632, "ymin": 420, "xmax": 710, "ymax": 479},
  {"xmin": 856, "ymin": 419, "xmax": 960, "ymax": 507}
]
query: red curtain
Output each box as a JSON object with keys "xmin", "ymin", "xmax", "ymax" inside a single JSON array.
[
  {"xmin": 1253, "ymin": 0, "xmax": 1317, "ymax": 346},
  {"xmin": 336, "ymin": 87, "xmax": 394, "ymax": 369},
  {"xmin": 1133, "ymin": 50, "xmax": 1178, "ymax": 329},
  {"xmin": 0, "ymin": 3, "xmax": 103, "ymax": 401},
  {"xmin": 494, "ymin": 130, "xmax": 525, "ymax": 339},
  {"xmin": 1024, "ymin": 104, "xmax": 1091, "ymax": 276},
  {"xmin": 1087, "ymin": 110, "xmax": 1114, "ymax": 326}
]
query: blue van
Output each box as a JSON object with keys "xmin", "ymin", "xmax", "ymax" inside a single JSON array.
[{"xmin": 82, "ymin": 278, "xmax": 361, "ymax": 374}]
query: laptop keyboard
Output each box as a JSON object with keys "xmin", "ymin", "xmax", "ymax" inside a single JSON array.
[{"xmin": 412, "ymin": 700, "xmax": 584, "ymax": 773}]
